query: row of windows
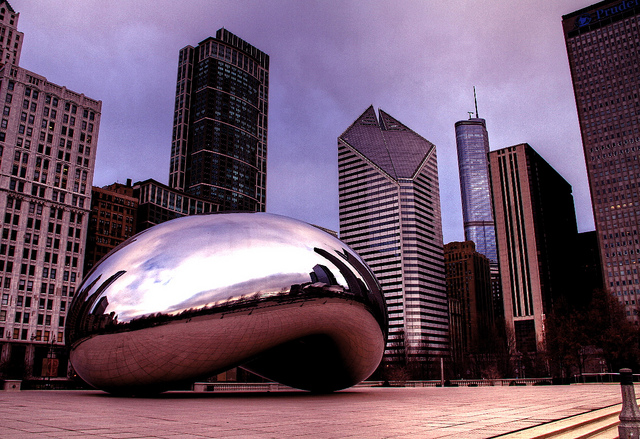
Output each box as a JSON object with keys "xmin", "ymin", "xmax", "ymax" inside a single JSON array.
[{"xmin": 0, "ymin": 328, "xmax": 64, "ymax": 343}]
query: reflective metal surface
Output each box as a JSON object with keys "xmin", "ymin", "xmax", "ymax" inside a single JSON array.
[{"xmin": 67, "ymin": 213, "xmax": 387, "ymax": 394}]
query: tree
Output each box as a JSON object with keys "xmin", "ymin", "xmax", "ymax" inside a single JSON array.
[{"xmin": 545, "ymin": 288, "xmax": 640, "ymax": 378}]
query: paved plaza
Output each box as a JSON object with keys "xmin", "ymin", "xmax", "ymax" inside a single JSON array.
[{"xmin": 0, "ymin": 384, "xmax": 630, "ymax": 438}]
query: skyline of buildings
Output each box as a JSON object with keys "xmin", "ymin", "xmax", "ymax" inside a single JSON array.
[
  {"xmin": 337, "ymin": 106, "xmax": 448, "ymax": 371},
  {"xmin": 563, "ymin": 0, "xmax": 640, "ymax": 321},
  {"xmin": 1, "ymin": 0, "xmax": 637, "ymax": 383},
  {"xmin": 168, "ymin": 28, "xmax": 269, "ymax": 212}
]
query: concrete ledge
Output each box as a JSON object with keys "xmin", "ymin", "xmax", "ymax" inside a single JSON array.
[{"xmin": 2, "ymin": 380, "xmax": 21, "ymax": 391}]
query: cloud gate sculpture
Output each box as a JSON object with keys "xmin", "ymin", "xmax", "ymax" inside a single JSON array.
[{"xmin": 67, "ymin": 213, "xmax": 387, "ymax": 394}]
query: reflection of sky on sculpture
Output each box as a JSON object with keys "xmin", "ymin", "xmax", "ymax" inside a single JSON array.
[
  {"xmin": 166, "ymin": 272, "xmax": 305, "ymax": 314},
  {"xmin": 81, "ymin": 213, "xmax": 361, "ymax": 322}
]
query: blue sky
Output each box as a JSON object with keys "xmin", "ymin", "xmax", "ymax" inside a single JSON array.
[{"xmin": 13, "ymin": 0, "xmax": 597, "ymax": 243}]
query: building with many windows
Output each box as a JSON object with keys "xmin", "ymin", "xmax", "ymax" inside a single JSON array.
[
  {"xmin": 169, "ymin": 29, "xmax": 269, "ymax": 212},
  {"xmin": 454, "ymin": 112, "xmax": 503, "ymax": 321},
  {"xmin": 444, "ymin": 240, "xmax": 495, "ymax": 374},
  {"xmin": 563, "ymin": 1, "xmax": 640, "ymax": 320},
  {"xmin": 338, "ymin": 106, "xmax": 448, "ymax": 374},
  {"xmin": 133, "ymin": 178, "xmax": 218, "ymax": 230},
  {"xmin": 84, "ymin": 182, "xmax": 137, "ymax": 276},
  {"xmin": 489, "ymin": 143, "xmax": 578, "ymax": 353},
  {"xmin": 0, "ymin": 1, "xmax": 101, "ymax": 380},
  {"xmin": 0, "ymin": 2, "xmax": 21, "ymax": 67},
  {"xmin": 454, "ymin": 116, "xmax": 497, "ymax": 264}
]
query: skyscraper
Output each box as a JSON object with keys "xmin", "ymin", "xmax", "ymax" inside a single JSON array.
[
  {"xmin": 454, "ymin": 115, "xmax": 497, "ymax": 264},
  {"xmin": 454, "ymin": 97, "xmax": 504, "ymax": 321},
  {"xmin": 563, "ymin": 1, "xmax": 640, "ymax": 321},
  {"xmin": 489, "ymin": 144, "xmax": 578, "ymax": 353},
  {"xmin": 169, "ymin": 29, "xmax": 269, "ymax": 212},
  {"xmin": 0, "ymin": 0, "xmax": 101, "ymax": 380},
  {"xmin": 338, "ymin": 106, "xmax": 448, "ymax": 372}
]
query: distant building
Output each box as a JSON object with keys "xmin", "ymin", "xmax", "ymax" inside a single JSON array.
[
  {"xmin": 169, "ymin": 29, "xmax": 269, "ymax": 212},
  {"xmin": 454, "ymin": 111, "xmax": 503, "ymax": 320},
  {"xmin": 338, "ymin": 106, "xmax": 448, "ymax": 373},
  {"xmin": 576, "ymin": 231, "xmax": 604, "ymax": 301},
  {"xmin": 133, "ymin": 179, "xmax": 218, "ymax": 231},
  {"xmin": 84, "ymin": 181, "xmax": 137, "ymax": 276},
  {"xmin": 563, "ymin": 1, "xmax": 640, "ymax": 321},
  {"xmin": 489, "ymin": 143, "xmax": 578, "ymax": 353},
  {"xmin": 0, "ymin": 0, "xmax": 101, "ymax": 380},
  {"xmin": 444, "ymin": 241, "xmax": 495, "ymax": 369},
  {"xmin": 454, "ymin": 116, "xmax": 497, "ymax": 264}
]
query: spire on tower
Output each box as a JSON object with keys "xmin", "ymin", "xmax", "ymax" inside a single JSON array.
[{"xmin": 474, "ymin": 86, "xmax": 479, "ymax": 118}]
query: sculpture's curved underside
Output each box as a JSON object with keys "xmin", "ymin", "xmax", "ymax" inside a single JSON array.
[{"xmin": 66, "ymin": 213, "xmax": 387, "ymax": 394}]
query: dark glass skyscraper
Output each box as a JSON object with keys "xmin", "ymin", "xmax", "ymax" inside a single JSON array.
[
  {"xmin": 563, "ymin": 1, "xmax": 640, "ymax": 320},
  {"xmin": 169, "ymin": 29, "xmax": 269, "ymax": 212},
  {"xmin": 455, "ymin": 116, "xmax": 497, "ymax": 263}
]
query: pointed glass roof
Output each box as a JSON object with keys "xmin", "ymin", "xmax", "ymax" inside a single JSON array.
[{"xmin": 339, "ymin": 106, "xmax": 435, "ymax": 180}]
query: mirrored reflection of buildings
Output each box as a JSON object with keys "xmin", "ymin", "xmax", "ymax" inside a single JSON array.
[
  {"xmin": 563, "ymin": 1, "xmax": 640, "ymax": 321},
  {"xmin": 444, "ymin": 241, "xmax": 496, "ymax": 376},
  {"xmin": 338, "ymin": 106, "xmax": 448, "ymax": 376},
  {"xmin": 169, "ymin": 29, "xmax": 269, "ymax": 212},
  {"xmin": 0, "ymin": 0, "xmax": 101, "ymax": 382},
  {"xmin": 489, "ymin": 143, "xmax": 578, "ymax": 354}
]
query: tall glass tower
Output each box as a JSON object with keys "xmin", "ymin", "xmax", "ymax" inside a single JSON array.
[
  {"xmin": 454, "ymin": 115, "xmax": 497, "ymax": 263},
  {"xmin": 169, "ymin": 29, "xmax": 269, "ymax": 212}
]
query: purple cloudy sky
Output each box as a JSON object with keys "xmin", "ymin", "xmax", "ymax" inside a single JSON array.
[{"xmin": 13, "ymin": 0, "xmax": 596, "ymax": 243}]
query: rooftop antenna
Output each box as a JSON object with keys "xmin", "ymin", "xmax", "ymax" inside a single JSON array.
[{"xmin": 473, "ymin": 86, "xmax": 479, "ymax": 118}]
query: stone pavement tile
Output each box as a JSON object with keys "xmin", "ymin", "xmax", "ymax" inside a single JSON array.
[{"xmin": 154, "ymin": 435, "xmax": 213, "ymax": 439}]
